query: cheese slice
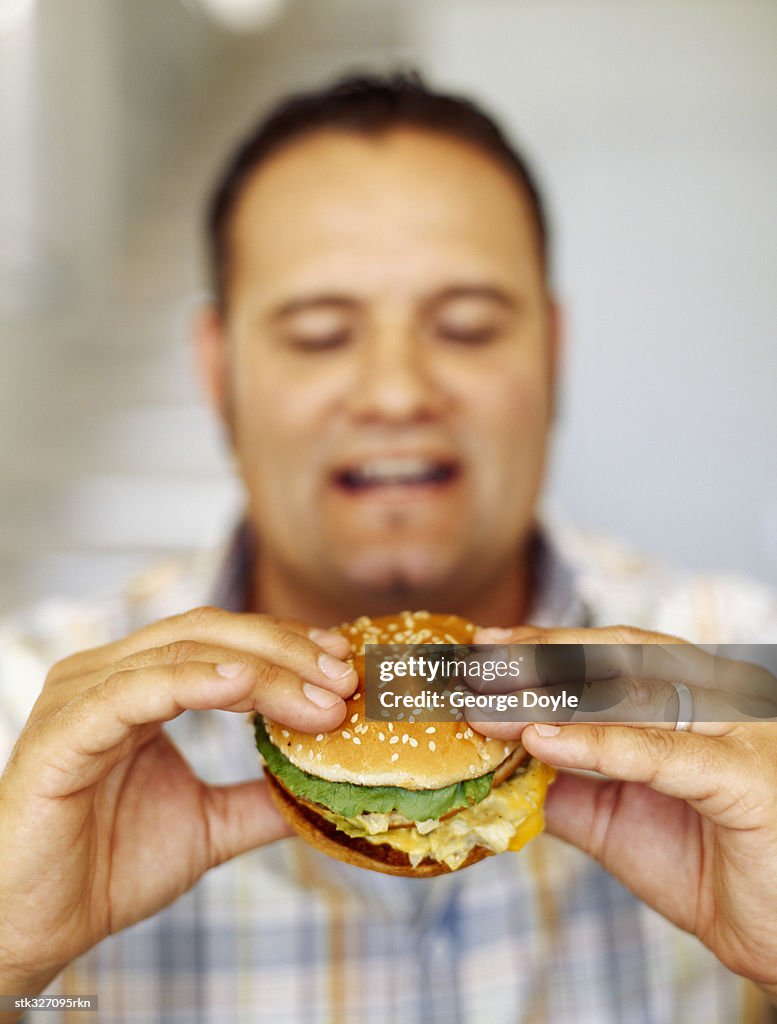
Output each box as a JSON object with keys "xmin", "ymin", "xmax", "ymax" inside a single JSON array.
[{"xmin": 319, "ymin": 758, "xmax": 555, "ymax": 871}]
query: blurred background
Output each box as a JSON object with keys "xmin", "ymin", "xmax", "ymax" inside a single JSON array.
[{"xmin": 1, "ymin": 0, "xmax": 776, "ymax": 612}]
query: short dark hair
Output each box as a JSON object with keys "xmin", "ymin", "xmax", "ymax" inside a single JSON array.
[{"xmin": 206, "ymin": 70, "xmax": 550, "ymax": 312}]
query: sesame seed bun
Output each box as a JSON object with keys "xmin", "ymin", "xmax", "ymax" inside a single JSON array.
[{"xmin": 264, "ymin": 611, "xmax": 523, "ymax": 788}]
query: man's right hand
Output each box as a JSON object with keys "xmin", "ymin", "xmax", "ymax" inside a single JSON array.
[{"xmin": 0, "ymin": 607, "xmax": 357, "ymax": 1001}]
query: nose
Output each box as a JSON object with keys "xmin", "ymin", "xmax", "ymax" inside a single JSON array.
[{"xmin": 345, "ymin": 319, "xmax": 447, "ymax": 424}]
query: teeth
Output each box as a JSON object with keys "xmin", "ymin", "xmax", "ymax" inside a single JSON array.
[
  {"xmin": 360, "ymin": 457, "xmax": 433, "ymax": 482},
  {"xmin": 341, "ymin": 457, "xmax": 453, "ymax": 487}
]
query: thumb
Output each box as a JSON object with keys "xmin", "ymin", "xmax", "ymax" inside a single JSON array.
[{"xmin": 201, "ymin": 778, "xmax": 294, "ymax": 868}]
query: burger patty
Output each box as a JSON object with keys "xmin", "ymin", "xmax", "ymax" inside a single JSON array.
[{"xmin": 266, "ymin": 771, "xmax": 490, "ymax": 873}]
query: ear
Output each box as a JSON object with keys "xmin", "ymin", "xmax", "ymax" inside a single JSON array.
[
  {"xmin": 193, "ymin": 302, "xmax": 231, "ymax": 425},
  {"xmin": 546, "ymin": 297, "xmax": 563, "ymax": 422}
]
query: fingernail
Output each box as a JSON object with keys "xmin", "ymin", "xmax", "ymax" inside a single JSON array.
[
  {"xmin": 318, "ymin": 653, "xmax": 353, "ymax": 680},
  {"xmin": 216, "ymin": 662, "xmax": 247, "ymax": 678},
  {"xmin": 308, "ymin": 627, "xmax": 347, "ymax": 650},
  {"xmin": 303, "ymin": 682, "xmax": 342, "ymax": 709},
  {"xmin": 533, "ymin": 723, "xmax": 561, "ymax": 738}
]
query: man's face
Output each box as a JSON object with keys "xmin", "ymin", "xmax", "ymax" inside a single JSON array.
[{"xmin": 206, "ymin": 128, "xmax": 557, "ymax": 616}]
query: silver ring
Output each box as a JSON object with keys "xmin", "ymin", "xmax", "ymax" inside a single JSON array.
[{"xmin": 672, "ymin": 682, "xmax": 694, "ymax": 731}]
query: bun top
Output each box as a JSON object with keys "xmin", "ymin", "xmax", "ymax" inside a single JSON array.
[{"xmin": 264, "ymin": 611, "xmax": 521, "ymax": 789}]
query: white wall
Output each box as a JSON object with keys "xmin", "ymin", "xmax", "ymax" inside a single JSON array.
[
  {"xmin": 409, "ymin": 0, "xmax": 777, "ymax": 584},
  {"xmin": 1, "ymin": 0, "xmax": 775, "ymax": 612}
]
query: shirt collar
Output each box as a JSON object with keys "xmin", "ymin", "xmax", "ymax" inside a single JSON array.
[
  {"xmin": 526, "ymin": 527, "xmax": 592, "ymax": 629},
  {"xmin": 210, "ymin": 519, "xmax": 590, "ymax": 629}
]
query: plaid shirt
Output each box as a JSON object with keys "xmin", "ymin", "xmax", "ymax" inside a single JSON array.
[{"xmin": 2, "ymin": 520, "xmax": 776, "ymax": 1023}]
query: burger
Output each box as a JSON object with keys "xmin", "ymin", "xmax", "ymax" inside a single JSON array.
[{"xmin": 254, "ymin": 611, "xmax": 555, "ymax": 876}]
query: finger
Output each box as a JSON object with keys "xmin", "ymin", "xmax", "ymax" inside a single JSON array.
[
  {"xmin": 17, "ymin": 661, "xmax": 256, "ymax": 795},
  {"xmin": 520, "ymin": 720, "xmax": 765, "ymax": 827},
  {"xmin": 469, "ymin": 677, "xmax": 763, "ymax": 738},
  {"xmin": 539, "ymin": 769, "xmax": 702, "ymax": 932},
  {"xmin": 111, "ymin": 653, "xmax": 351, "ymax": 733},
  {"xmin": 113, "ymin": 636, "xmax": 356, "ymax": 702},
  {"xmin": 111, "ymin": 638, "xmax": 352, "ymax": 729},
  {"xmin": 475, "ymin": 625, "xmax": 677, "ymax": 645},
  {"xmin": 473, "ymin": 626, "xmax": 685, "ymax": 691},
  {"xmin": 474, "ymin": 625, "xmax": 776, "ymax": 702},
  {"xmin": 21, "ymin": 658, "xmax": 349, "ymax": 797},
  {"xmin": 50, "ymin": 608, "xmax": 356, "ymax": 695},
  {"xmin": 542, "ymin": 769, "xmax": 686, "ymax": 863},
  {"xmin": 307, "ymin": 626, "xmax": 352, "ymax": 658},
  {"xmin": 201, "ymin": 778, "xmax": 294, "ymax": 868}
]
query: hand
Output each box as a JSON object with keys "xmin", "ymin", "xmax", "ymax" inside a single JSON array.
[
  {"xmin": 472, "ymin": 624, "xmax": 777, "ymax": 1001},
  {"xmin": 0, "ymin": 606, "xmax": 357, "ymax": 998}
]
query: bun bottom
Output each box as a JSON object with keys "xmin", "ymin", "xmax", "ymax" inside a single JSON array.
[{"xmin": 265, "ymin": 772, "xmax": 492, "ymax": 877}]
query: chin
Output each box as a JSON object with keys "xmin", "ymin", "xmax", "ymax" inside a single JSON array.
[{"xmin": 338, "ymin": 543, "xmax": 462, "ymax": 595}]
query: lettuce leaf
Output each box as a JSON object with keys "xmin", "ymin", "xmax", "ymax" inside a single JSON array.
[{"xmin": 254, "ymin": 716, "xmax": 493, "ymax": 820}]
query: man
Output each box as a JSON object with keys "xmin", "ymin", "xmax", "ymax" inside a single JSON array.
[{"xmin": 1, "ymin": 73, "xmax": 776, "ymax": 1023}]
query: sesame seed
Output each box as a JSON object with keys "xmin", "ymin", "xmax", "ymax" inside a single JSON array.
[
  {"xmin": 425, "ymin": 726, "xmax": 436, "ymax": 734},
  {"xmin": 402, "ymin": 734, "xmax": 409, "ymax": 744},
  {"xmin": 296, "ymin": 744, "xmax": 302, "ymax": 752},
  {"xmin": 464, "ymin": 728, "xmax": 473, "ymax": 739},
  {"xmin": 428, "ymin": 740, "xmax": 436, "ymax": 752},
  {"xmin": 281, "ymin": 730, "xmax": 289, "ymax": 738},
  {"xmin": 389, "ymin": 736, "xmax": 399, "ymax": 745},
  {"xmin": 352, "ymin": 737, "xmax": 361, "ymax": 745},
  {"xmin": 455, "ymin": 733, "xmax": 463, "ymax": 740},
  {"xmin": 388, "ymin": 723, "xmax": 394, "ymax": 732},
  {"xmin": 350, "ymin": 713, "xmax": 359, "ymax": 724},
  {"xmin": 341, "ymin": 730, "xmax": 351, "ymax": 740},
  {"xmin": 409, "ymin": 737, "xmax": 418, "ymax": 747},
  {"xmin": 315, "ymin": 734, "xmax": 324, "ymax": 742},
  {"xmin": 468, "ymin": 765, "xmax": 476, "ymax": 774},
  {"xmin": 504, "ymin": 745, "xmax": 510, "ymax": 755},
  {"xmin": 391, "ymin": 752, "xmax": 399, "ymax": 762},
  {"xmin": 378, "ymin": 732, "xmax": 385, "ymax": 741}
]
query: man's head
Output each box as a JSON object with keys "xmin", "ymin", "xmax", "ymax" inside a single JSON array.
[{"xmin": 196, "ymin": 72, "xmax": 561, "ymax": 625}]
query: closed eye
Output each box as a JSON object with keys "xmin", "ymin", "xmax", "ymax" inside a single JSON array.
[
  {"xmin": 274, "ymin": 298, "xmax": 358, "ymax": 353},
  {"xmin": 435, "ymin": 324, "xmax": 502, "ymax": 345},
  {"xmin": 286, "ymin": 330, "xmax": 352, "ymax": 352},
  {"xmin": 427, "ymin": 287, "xmax": 516, "ymax": 347}
]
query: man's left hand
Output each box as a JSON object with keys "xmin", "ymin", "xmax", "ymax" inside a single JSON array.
[{"xmin": 472, "ymin": 624, "xmax": 777, "ymax": 1003}]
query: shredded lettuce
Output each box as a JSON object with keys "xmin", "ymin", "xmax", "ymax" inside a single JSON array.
[{"xmin": 254, "ymin": 716, "xmax": 493, "ymax": 820}]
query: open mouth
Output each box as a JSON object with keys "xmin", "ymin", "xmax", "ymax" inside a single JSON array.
[{"xmin": 333, "ymin": 456, "xmax": 460, "ymax": 492}]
